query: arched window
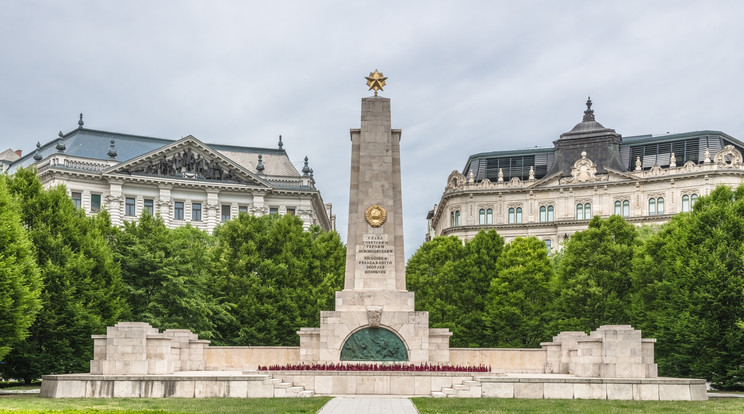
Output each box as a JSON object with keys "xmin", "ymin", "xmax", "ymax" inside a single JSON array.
[
  {"xmin": 649, "ymin": 198, "xmax": 656, "ymax": 215},
  {"xmin": 508, "ymin": 208, "xmax": 515, "ymax": 224},
  {"xmin": 584, "ymin": 203, "xmax": 592, "ymax": 219},
  {"xmin": 576, "ymin": 203, "xmax": 584, "ymax": 220},
  {"xmin": 691, "ymin": 194, "xmax": 698, "ymax": 208},
  {"xmin": 516, "ymin": 207, "xmax": 523, "ymax": 223},
  {"xmin": 455, "ymin": 210, "xmax": 461, "ymax": 226},
  {"xmin": 479, "ymin": 209, "xmax": 486, "ymax": 225},
  {"xmin": 539, "ymin": 206, "xmax": 546, "ymax": 222},
  {"xmin": 657, "ymin": 197, "xmax": 664, "ymax": 214},
  {"xmin": 544, "ymin": 239, "xmax": 552, "ymax": 252},
  {"xmin": 614, "ymin": 201, "xmax": 621, "ymax": 215},
  {"xmin": 682, "ymin": 195, "xmax": 690, "ymax": 212},
  {"xmin": 486, "ymin": 208, "xmax": 493, "ymax": 224},
  {"xmin": 450, "ymin": 211, "xmax": 455, "ymax": 226},
  {"xmin": 547, "ymin": 205, "xmax": 554, "ymax": 222},
  {"xmin": 622, "ymin": 200, "xmax": 630, "ymax": 217}
]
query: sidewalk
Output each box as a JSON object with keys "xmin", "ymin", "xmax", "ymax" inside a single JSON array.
[{"xmin": 317, "ymin": 397, "xmax": 418, "ymax": 414}]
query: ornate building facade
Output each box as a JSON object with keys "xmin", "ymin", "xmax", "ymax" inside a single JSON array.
[
  {"xmin": 7, "ymin": 115, "xmax": 334, "ymax": 232},
  {"xmin": 428, "ymin": 99, "xmax": 744, "ymax": 250}
]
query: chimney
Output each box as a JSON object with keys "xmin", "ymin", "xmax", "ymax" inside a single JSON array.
[{"xmin": 15, "ymin": 150, "xmax": 22, "ymax": 157}]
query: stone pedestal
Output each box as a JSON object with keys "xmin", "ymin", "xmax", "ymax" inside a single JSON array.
[{"xmin": 298, "ymin": 94, "xmax": 450, "ymax": 364}]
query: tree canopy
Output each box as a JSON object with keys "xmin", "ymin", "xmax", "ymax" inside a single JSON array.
[{"xmin": 0, "ymin": 176, "xmax": 42, "ymax": 360}]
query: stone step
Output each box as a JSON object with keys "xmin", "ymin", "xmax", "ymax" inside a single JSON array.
[
  {"xmin": 285, "ymin": 386, "xmax": 305, "ymax": 397},
  {"xmin": 299, "ymin": 390, "xmax": 315, "ymax": 397},
  {"xmin": 442, "ymin": 387, "xmax": 457, "ymax": 395},
  {"xmin": 275, "ymin": 382, "xmax": 293, "ymax": 389},
  {"xmin": 453, "ymin": 384, "xmax": 469, "ymax": 391},
  {"xmin": 263, "ymin": 378, "xmax": 281, "ymax": 385},
  {"xmin": 463, "ymin": 380, "xmax": 481, "ymax": 387},
  {"xmin": 431, "ymin": 391, "xmax": 447, "ymax": 398}
]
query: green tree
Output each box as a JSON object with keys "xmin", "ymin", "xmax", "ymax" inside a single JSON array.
[
  {"xmin": 0, "ymin": 176, "xmax": 42, "ymax": 360},
  {"xmin": 551, "ymin": 215, "xmax": 638, "ymax": 333},
  {"xmin": 406, "ymin": 236, "xmax": 466, "ymax": 338},
  {"xmin": 485, "ymin": 237, "xmax": 553, "ymax": 347},
  {"xmin": 407, "ymin": 231, "xmax": 504, "ymax": 347},
  {"xmin": 1, "ymin": 168, "xmax": 127, "ymax": 382},
  {"xmin": 112, "ymin": 213, "xmax": 228, "ymax": 339},
  {"xmin": 633, "ymin": 185, "xmax": 744, "ymax": 389},
  {"xmin": 211, "ymin": 214, "xmax": 344, "ymax": 346}
]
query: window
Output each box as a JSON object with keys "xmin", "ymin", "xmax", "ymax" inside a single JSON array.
[
  {"xmin": 691, "ymin": 194, "xmax": 698, "ymax": 208},
  {"xmin": 286, "ymin": 208, "xmax": 295, "ymax": 216},
  {"xmin": 454, "ymin": 210, "xmax": 461, "ymax": 226},
  {"xmin": 71, "ymin": 192, "xmax": 82, "ymax": 209},
  {"xmin": 508, "ymin": 208, "xmax": 515, "ymax": 224},
  {"xmin": 515, "ymin": 207, "xmax": 522, "ymax": 223},
  {"xmin": 584, "ymin": 203, "xmax": 592, "ymax": 219},
  {"xmin": 192, "ymin": 203, "xmax": 202, "ymax": 221},
  {"xmin": 539, "ymin": 206, "xmax": 546, "ymax": 222},
  {"xmin": 623, "ymin": 200, "xmax": 630, "ymax": 217},
  {"xmin": 125, "ymin": 197, "xmax": 135, "ymax": 216},
  {"xmin": 547, "ymin": 205, "xmax": 554, "ymax": 222},
  {"xmin": 657, "ymin": 197, "xmax": 664, "ymax": 214},
  {"xmin": 479, "ymin": 209, "xmax": 486, "ymax": 225},
  {"xmin": 90, "ymin": 194, "xmax": 101, "ymax": 213},
  {"xmin": 450, "ymin": 211, "xmax": 455, "ymax": 226},
  {"xmin": 144, "ymin": 199, "xmax": 154, "ymax": 216},
  {"xmin": 544, "ymin": 239, "xmax": 552, "ymax": 252},
  {"xmin": 649, "ymin": 198, "xmax": 656, "ymax": 215},
  {"xmin": 576, "ymin": 203, "xmax": 584, "ymax": 220},
  {"xmin": 238, "ymin": 205, "xmax": 248, "ymax": 214},
  {"xmin": 614, "ymin": 201, "xmax": 621, "ymax": 216},
  {"xmin": 682, "ymin": 195, "xmax": 690, "ymax": 212},
  {"xmin": 174, "ymin": 201, "xmax": 184, "ymax": 220},
  {"xmin": 269, "ymin": 207, "xmax": 278, "ymax": 215},
  {"xmin": 486, "ymin": 208, "xmax": 493, "ymax": 224},
  {"xmin": 222, "ymin": 205, "xmax": 231, "ymax": 222}
]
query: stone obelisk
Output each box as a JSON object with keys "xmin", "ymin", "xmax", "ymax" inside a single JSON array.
[{"xmin": 297, "ymin": 71, "xmax": 451, "ymax": 363}]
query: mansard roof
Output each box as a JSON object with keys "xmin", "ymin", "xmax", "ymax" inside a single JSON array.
[
  {"xmin": 9, "ymin": 126, "xmax": 300, "ymax": 178},
  {"xmin": 462, "ymin": 99, "xmax": 744, "ymax": 185}
]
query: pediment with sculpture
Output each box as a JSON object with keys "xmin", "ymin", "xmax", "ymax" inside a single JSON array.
[{"xmin": 106, "ymin": 136, "xmax": 267, "ymax": 186}]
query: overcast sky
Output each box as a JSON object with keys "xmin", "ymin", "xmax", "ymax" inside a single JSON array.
[{"xmin": 2, "ymin": 1, "xmax": 744, "ymax": 259}]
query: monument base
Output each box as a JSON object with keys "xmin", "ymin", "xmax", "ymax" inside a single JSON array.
[{"xmin": 40, "ymin": 371, "xmax": 707, "ymax": 400}]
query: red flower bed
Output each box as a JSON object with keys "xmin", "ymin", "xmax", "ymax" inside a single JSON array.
[{"xmin": 257, "ymin": 362, "xmax": 490, "ymax": 372}]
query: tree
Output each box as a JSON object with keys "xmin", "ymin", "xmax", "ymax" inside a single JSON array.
[
  {"xmin": 407, "ymin": 231, "xmax": 505, "ymax": 347},
  {"xmin": 0, "ymin": 176, "xmax": 42, "ymax": 360},
  {"xmin": 1, "ymin": 168, "xmax": 128, "ymax": 382},
  {"xmin": 633, "ymin": 185, "xmax": 744, "ymax": 389},
  {"xmin": 551, "ymin": 215, "xmax": 638, "ymax": 333},
  {"xmin": 112, "ymin": 213, "xmax": 229, "ymax": 339},
  {"xmin": 406, "ymin": 236, "xmax": 466, "ymax": 339},
  {"xmin": 485, "ymin": 237, "xmax": 553, "ymax": 347},
  {"xmin": 210, "ymin": 214, "xmax": 344, "ymax": 346}
]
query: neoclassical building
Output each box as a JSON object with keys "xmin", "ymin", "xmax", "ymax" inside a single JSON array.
[
  {"xmin": 7, "ymin": 115, "xmax": 335, "ymax": 232},
  {"xmin": 428, "ymin": 99, "xmax": 744, "ymax": 250}
]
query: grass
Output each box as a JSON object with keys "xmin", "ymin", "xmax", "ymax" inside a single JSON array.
[
  {"xmin": 3, "ymin": 394, "xmax": 744, "ymax": 414},
  {"xmin": 0, "ymin": 395, "xmax": 331, "ymax": 414},
  {"xmin": 411, "ymin": 397, "xmax": 744, "ymax": 413}
]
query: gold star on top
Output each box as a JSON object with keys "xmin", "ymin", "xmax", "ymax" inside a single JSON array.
[{"xmin": 365, "ymin": 69, "xmax": 387, "ymax": 96}]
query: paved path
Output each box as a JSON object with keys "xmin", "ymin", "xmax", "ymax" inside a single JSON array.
[{"xmin": 317, "ymin": 397, "xmax": 418, "ymax": 414}]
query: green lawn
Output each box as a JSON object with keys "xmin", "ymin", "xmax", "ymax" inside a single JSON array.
[
  {"xmin": 412, "ymin": 397, "xmax": 744, "ymax": 413},
  {"xmin": 0, "ymin": 395, "xmax": 331, "ymax": 414}
]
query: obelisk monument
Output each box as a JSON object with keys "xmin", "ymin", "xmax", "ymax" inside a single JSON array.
[{"xmin": 297, "ymin": 71, "xmax": 451, "ymax": 363}]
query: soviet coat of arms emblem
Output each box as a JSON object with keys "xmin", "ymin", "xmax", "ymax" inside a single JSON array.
[{"xmin": 365, "ymin": 204, "xmax": 387, "ymax": 227}]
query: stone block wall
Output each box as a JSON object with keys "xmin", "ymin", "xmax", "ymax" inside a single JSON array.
[
  {"xmin": 90, "ymin": 322, "xmax": 210, "ymax": 375},
  {"xmin": 541, "ymin": 325, "xmax": 657, "ymax": 378}
]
